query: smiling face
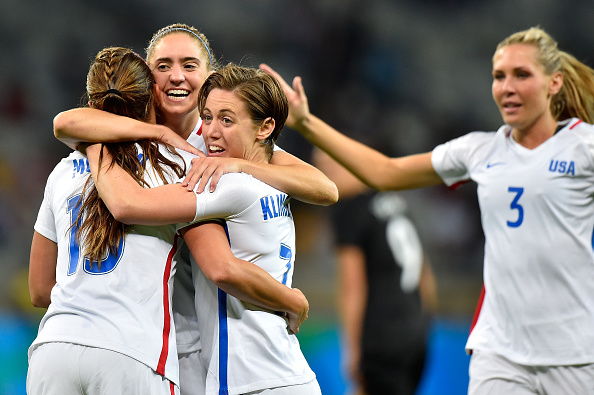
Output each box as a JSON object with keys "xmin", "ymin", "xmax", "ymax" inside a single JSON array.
[
  {"xmin": 148, "ymin": 33, "xmax": 210, "ymax": 128},
  {"xmin": 201, "ymin": 88, "xmax": 274, "ymax": 163},
  {"xmin": 492, "ymin": 43, "xmax": 562, "ymax": 134}
]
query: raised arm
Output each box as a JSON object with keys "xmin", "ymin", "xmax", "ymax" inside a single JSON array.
[
  {"xmin": 85, "ymin": 143, "xmax": 196, "ymax": 225},
  {"xmin": 181, "ymin": 222, "xmax": 309, "ymax": 333},
  {"xmin": 260, "ymin": 64, "xmax": 443, "ymax": 191},
  {"xmin": 29, "ymin": 231, "xmax": 57, "ymax": 308},
  {"xmin": 54, "ymin": 108, "xmax": 200, "ymax": 154}
]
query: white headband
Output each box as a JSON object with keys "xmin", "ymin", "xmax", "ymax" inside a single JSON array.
[{"xmin": 147, "ymin": 27, "xmax": 213, "ymax": 65}]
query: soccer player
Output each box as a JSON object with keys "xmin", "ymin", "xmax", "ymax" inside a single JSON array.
[
  {"xmin": 51, "ymin": 23, "xmax": 337, "ymax": 395},
  {"xmin": 84, "ymin": 64, "xmax": 322, "ymax": 394},
  {"xmin": 28, "ymin": 48, "xmax": 310, "ymax": 395},
  {"xmin": 261, "ymin": 26, "xmax": 594, "ymax": 394}
]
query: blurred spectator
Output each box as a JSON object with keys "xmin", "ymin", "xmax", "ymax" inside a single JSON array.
[{"xmin": 314, "ymin": 149, "xmax": 437, "ymax": 395}]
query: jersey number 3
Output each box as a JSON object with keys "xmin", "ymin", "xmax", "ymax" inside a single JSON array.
[
  {"xmin": 507, "ymin": 187, "xmax": 524, "ymax": 228},
  {"xmin": 67, "ymin": 194, "xmax": 124, "ymax": 275}
]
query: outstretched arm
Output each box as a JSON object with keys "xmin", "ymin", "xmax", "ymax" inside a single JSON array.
[
  {"xmin": 260, "ymin": 64, "xmax": 443, "ymax": 191},
  {"xmin": 54, "ymin": 108, "xmax": 200, "ymax": 155},
  {"xmin": 85, "ymin": 143, "xmax": 196, "ymax": 225},
  {"xmin": 29, "ymin": 231, "xmax": 57, "ymax": 308},
  {"xmin": 182, "ymin": 151, "xmax": 339, "ymax": 206},
  {"xmin": 267, "ymin": 149, "xmax": 339, "ymax": 206},
  {"xmin": 181, "ymin": 222, "xmax": 309, "ymax": 333}
]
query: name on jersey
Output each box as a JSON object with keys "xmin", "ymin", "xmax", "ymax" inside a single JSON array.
[
  {"xmin": 72, "ymin": 158, "xmax": 90, "ymax": 178},
  {"xmin": 549, "ymin": 160, "xmax": 575, "ymax": 175},
  {"xmin": 260, "ymin": 193, "xmax": 291, "ymax": 220},
  {"xmin": 72, "ymin": 153, "xmax": 143, "ymax": 179}
]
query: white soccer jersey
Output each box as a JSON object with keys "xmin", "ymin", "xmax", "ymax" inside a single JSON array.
[
  {"xmin": 432, "ymin": 118, "xmax": 594, "ymax": 366},
  {"xmin": 186, "ymin": 118, "xmax": 206, "ymax": 152},
  {"xmin": 30, "ymin": 145, "xmax": 193, "ymax": 385},
  {"xmin": 174, "ymin": 118, "xmax": 287, "ymax": 358},
  {"xmin": 173, "ymin": 119, "xmax": 205, "ymax": 356},
  {"xmin": 178, "ymin": 172, "xmax": 316, "ymax": 395}
]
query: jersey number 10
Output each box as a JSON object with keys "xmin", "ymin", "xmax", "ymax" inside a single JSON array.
[{"xmin": 67, "ymin": 194, "xmax": 124, "ymax": 275}]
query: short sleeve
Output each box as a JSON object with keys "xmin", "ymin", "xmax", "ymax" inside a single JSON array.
[
  {"xmin": 431, "ymin": 133, "xmax": 477, "ymax": 187},
  {"xmin": 34, "ymin": 174, "xmax": 58, "ymax": 243},
  {"xmin": 176, "ymin": 173, "xmax": 259, "ymax": 232}
]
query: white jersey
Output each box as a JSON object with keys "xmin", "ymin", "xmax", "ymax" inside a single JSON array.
[
  {"xmin": 174, "ymin": 118, "xmax": 286, "ymax": 357},
  {"xmin": 432, "ymin": 118, "xmax": 594, "ymax": 366},
  {"xmin": 178, "ymin": 172, "xmax": 316, "ymax": 395},
  {"xmin": 31, "ymin": 145, "xmax": 193, "ymax": 385},
  {"xmin": 173, "ymin": 119, "xmax": 205, "ymax": 355}
]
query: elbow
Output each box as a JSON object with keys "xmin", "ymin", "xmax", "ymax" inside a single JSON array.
[
  {"xmin": 30, "ymin": 292, "xmax": 50, "ymax": 309},
  {"xmin": 372, "ymin": 182, "xmax": 393, "ymax": 192},
  {"xmin": 203, "ymin": 259, "xmax": 238, "ymax": 288},
  {"xmin": 364, "ymin": 174, "xmax": 400, "ymax": 192},
  {"xmin": 53, "ymin": 111, "xmax": 70, "ymax": 139},
  {"xmin": 109, "ymin": 204, "xmax": 137, "ymax": 225},
  {"xmin": 104, "ymin": 197, "xmax": 140, "ymax": 225},
  {"xmin": 53, "ymin": 111, "xmax": 79, "ymax": 150},
  {"xmin": 327, "ymin": 182, "xmax": 339, "ymax": 205},
  {"xmin": 312, "ymin": 181, "xmax": 339, "ymax": 206}
]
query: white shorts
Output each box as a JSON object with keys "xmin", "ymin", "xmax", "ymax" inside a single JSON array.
[
  {"xmin": 243, "ymin": 379, "xmax": 322, "ymax": 395},
  {"xmin": 178, "ymin": 349, "xmax": 206, "ymax": 395},
  {"xmin": 27, "ymin": 342, "xmax": 179, "ymax": 395},
  {"xmin": 469, "ymin": 350, "xmax": 594, "ymax": 395}
]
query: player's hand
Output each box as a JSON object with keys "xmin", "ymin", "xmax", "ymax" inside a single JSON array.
[
  {"xmin": 259, "ymin": 64, "xmax": 311, "ymax": 130},
  {"xmin": 286, "ymin": 288, "xmax": 309, "ymax": 334},
  {"xmin": 182, "ymin": 156, "xmax": 244, "ymax": 193},
  {"xmin": 156, "ymin": 125, "xmax": 203, "ymax": 156}
]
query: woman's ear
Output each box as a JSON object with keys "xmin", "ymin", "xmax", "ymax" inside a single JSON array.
[
  {"xmin": 549, "ymin": 71, "xmax": 563, "ymax": 96},
  {"xmin": 256, "ymin": 117, "xmax": 275, "ymax": 141}
]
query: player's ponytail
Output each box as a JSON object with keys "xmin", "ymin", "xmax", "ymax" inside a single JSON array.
[
  {"xmin": 75, "ymin": 47, "xmax": 185, "ymax": 267},
  {"xmin": 554, "ymin": 52, "xmax": 594, "ymax": 124},
  {"xmin": 495, "ymin": 27, "xmax": 594, "ymax": 124}
]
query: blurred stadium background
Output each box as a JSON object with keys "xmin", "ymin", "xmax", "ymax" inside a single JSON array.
[{"xmin": 1, "ymin": 1, "xmax": 593, "ymax": 394}]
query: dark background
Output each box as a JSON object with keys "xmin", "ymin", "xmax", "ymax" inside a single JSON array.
[{"xmin": 1, "ymin": 1, "xmax": 593, "ymax": 394}]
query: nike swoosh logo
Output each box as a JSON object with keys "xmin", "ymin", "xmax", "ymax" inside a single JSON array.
[{"xmin": 486, "ymin": 162, "xmax": 505, "ymax": 168}]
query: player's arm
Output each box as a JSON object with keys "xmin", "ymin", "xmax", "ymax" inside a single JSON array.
[
  {"xmin": 53, "ymin": 108, "xmax": 200, "ymax": 154},
  {"xmin": 266, "ymin": 149, "xmax": 339, "ymax": 206},
  {"xmin": 182, "ymin": 151, "xmax": 338, "ymax": 206},
  {"xmin": 420, "ymin": 256, "xmax": 439, "ymax": 313},
  {"xmin": 294, "ymin": 115, "xmax": 439, "ymax": 191},
  {"xmin": 260, "ymin": 63, "xmax": 442, "ymax": 191},
  {"xmin": 29, "ymin": 231, "xmax": 57, "ymax": 308},
  {"xmin": 337, "ymin": 244, "xmax": 367, "ymax": 388},
  {"xmin": 183, "ymin": 152, "xmax": 338, "ymax": 206},
  {"xmin": 85, "ymin": 143, "xmax": 196, "ymax": 225},
  {"xmin": 181, "ymin": 222, "xmax": 309, "ymax": 333}
]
